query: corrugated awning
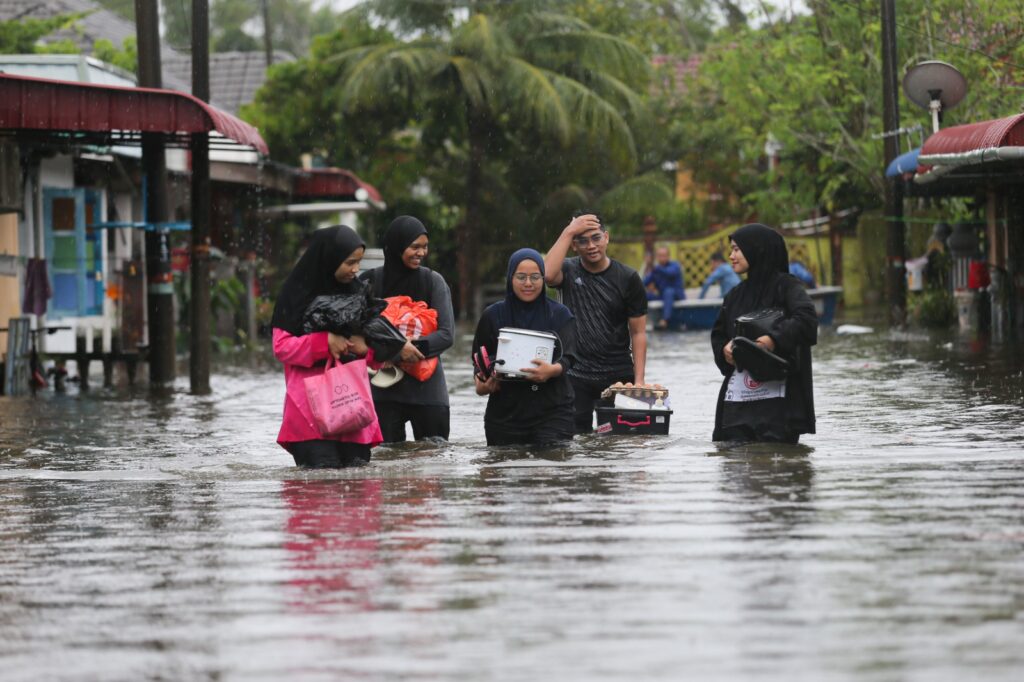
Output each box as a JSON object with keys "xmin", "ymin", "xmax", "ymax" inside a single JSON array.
[
  {"xmin": 885, "ymin": 147, "xmax": 921, "ymax": 177},
  {"xmin": 913, "ymin": 113, "xmax": 1024, "ymax": 186},
  {"xmin": 293, "ymin": 167, "xmax": 383, "ymax": 203},
  {"xmin": 920, "ymin": 113, "xmax": 1024, "ymax": 157},
  {"xmin": 0, "ymin": 72, "xmax": 268, "ymax": 155}
]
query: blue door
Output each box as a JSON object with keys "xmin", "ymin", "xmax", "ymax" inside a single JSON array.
[{"xmin": 43, "ymin": 188, "xmax": 104, "ymax": 318}]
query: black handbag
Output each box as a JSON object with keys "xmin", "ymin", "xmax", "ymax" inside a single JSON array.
[
  {"xmin": 734, "ymin": 308, "xmax": 784, "ymax": 340},
  {"xmin": 733, "ymin": 308, "xmax": 790, "ymax": 382}
]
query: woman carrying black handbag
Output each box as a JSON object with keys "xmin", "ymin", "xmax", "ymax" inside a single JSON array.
[{"xmin": 710, "ymin": 223, "xmax": 818, "ymax": 443}]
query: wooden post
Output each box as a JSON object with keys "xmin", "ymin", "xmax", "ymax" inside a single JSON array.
[
  {"xmin": 190, "ymin": 0, "xmax": 212, "ymax": 395},
  {"xmin": 75, "ymin": 330, "xmax": 89, "ymax": 390},
  {"xmin": 135, "ymin": 0, "xmax": 176, "ymax": 384},
  {"xmin": 881, "ymin": 0, "xmax": 906, "ymax": 326}
]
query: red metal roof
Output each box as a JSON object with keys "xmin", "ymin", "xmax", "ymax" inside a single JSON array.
[
  {"xmin": 920, "ymin": 113, "xmax": 1024, "ymax": 156},
  {"xmin": 293, "ymin": 167, "xmax": 383, "ymax": 203},
  {"xmin": 0, "ymin": 72, "xmax": 268, "ymax": 155}
]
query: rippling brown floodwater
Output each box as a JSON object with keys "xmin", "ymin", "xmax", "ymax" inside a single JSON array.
[{"xmin": 1, "ymin": 321, "xmax": 1022, "ymax": 681}]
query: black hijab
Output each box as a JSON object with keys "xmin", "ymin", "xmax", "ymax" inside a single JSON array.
[
  {"xmin": 380, "ymin": 215, "xmax": 431, "ymax": 303},
  {"xmin": 726, "ymin": 223, "xmax": 790, "ymax": 328},
  {"xmin": 496, "ymin": 248, "xmax": 574, "ymax": 332},
  {"xmin": 271, "ymin": 225, "xmax": 365, "ymax": 335}
]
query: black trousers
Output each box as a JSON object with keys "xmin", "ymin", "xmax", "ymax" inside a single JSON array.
[
  {"xmin": 570, "ymin": 374, "xmax": 634, "ymax": 434},
  {"xmin": 715, "ymin": 424, "xmax": 801, "ymax": 444},
  {"xmin": 284, "ymin": 440, "xmax": 372, "ymax": 468},
  {"xmin": 485, "ymin": 411, "xmax": 575, "ymax": 447},
  {"xmin": 375, "ymin": 402, "xmax": 450, "ymax": 443}
]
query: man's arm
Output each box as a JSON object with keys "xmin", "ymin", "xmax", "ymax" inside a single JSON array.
[
  {"xmin": 700, "ymin": 266, "xmax": 722, "ymax": 298},
  {"xmin": 628, "ymin": 315, "xmax": 647, "ymax": 385},
  {"xmin": 544, "ymin": 214, "xmax": 601, "ymax": 287}
]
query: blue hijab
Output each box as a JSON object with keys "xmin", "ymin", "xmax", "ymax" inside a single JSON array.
[{"xmin": 497, "ymin": 248, "xmax": 574, "ymax": 332}]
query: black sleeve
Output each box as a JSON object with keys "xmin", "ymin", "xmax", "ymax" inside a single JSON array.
[
  {"xmin": 710, "ymin": 303, "xmax": 732, "ymax": 376},
  {"xmin": 553, "ymin": 258, "xmax": 575, "ymax": 290},
  {"xmin": 554, "ymin": 317, "xmax": 578, "ymax": 372},
  {"xmin": 769, "ymin": 277, "xmax": 818, "ymax": 355},
  {"xmin": 624, "ymin": 270, "xmax": 649, "ymax": 317}
]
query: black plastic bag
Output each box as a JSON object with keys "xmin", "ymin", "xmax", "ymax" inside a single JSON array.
[
  {"xmin": 362, "ymin": 315, "xmax": 407, "ymax": 359},
  {"xmin": 734, "ymin": 308, "xmax": 784, "ymax": 340},
  {"xmin": 302, "ymin": 294, "xmax": 387, "ymax": 336},
  {"xmin": 732, "ymin": 336, "xmax": 790, "ymax": 382}
]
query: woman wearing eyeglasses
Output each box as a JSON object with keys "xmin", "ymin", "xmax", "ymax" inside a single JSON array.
[
  {"xmin": 472, "ymin": 249, "xmax": 578, "ymax": 447},
  {"xmin": 359, "ymin": 216, "xmax": 454, "ymax": 443}
]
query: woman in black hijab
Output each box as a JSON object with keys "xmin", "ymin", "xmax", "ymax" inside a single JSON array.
[
  {"xmin": 360, "ymin": 216, "xmax": 454, "ymax": 443},
  {"xmin": 472, "ymin": 248, "xmax": 577, "ymax": 446},
  {"xmin": 272, "ymin": 226, "xmax": 383, "ymax": 468},
  {"xmin": 710, "ymin": 223, "xmax": 818, "ymax": 443}
]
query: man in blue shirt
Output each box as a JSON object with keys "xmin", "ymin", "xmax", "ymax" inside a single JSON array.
[
  {"xmin": 699, "ymin": 251, "xmax": 741, "ymax": 299},
  {"xmin": 643, "ymin": 247, "xmax": 685, "ymax": 329},
  {"xmin": 789, "ymin": 260, "xmax": 817, "ymax": 288}
]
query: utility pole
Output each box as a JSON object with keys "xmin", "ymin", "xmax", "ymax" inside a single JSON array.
[
  {"xmin": 190, "ymin": 0, "xmax": 212, "ymax": 394},
  {"xmin": 261, "ymin": 0, "xmax": 273, "ymax": 68},
  {"xmin": 881, "ymin": 0, "xmax": 906, "ymax": 326},
  {"xmin": 135, "ymin": 0, "xmax": 176, "ymax": 384}
]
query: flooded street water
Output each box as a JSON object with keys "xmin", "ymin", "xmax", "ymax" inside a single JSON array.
[{"xmin": 2, "ymin": 322, "xmax": 1023, "ymax": 681}]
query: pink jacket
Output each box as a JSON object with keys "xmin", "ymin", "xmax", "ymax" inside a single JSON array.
[{"xmin": 273, "ymin": 328, "xmax": 383, "ymax": 447}]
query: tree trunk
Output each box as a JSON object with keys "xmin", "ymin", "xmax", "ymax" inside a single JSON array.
[{"xmin": 458, "ymin": 115, "xmax": 486, "ymax": 320}]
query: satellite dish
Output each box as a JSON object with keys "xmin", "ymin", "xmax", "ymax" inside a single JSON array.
[{"xmin": 902, "ymin": 61, "xmax": 967, "ymax": 133}]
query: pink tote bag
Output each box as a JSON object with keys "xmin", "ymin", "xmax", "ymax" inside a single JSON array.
[{"xmin": 304, "ymin": 356, "xmax": 377, "ymax": 437}]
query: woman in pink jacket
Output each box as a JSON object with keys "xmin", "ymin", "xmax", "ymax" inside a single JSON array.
[{"xmin": 271, "ymin": 225, "xmax": 383, "ymax": 468}]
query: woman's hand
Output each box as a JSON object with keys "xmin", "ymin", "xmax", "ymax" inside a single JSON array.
[
  {"xmin": 475, "ymin": 373, "xmax": 501, "ymax": 396},
  {"xmin": 327, "ymin": 332, "xmax": 352, "ymax": 359},
  {"xmin": 398, "ymin": 340, "xmax": 425, "ymax": 364},
  {"xmin": 347, "ymin": 334, "xmax": 369, "ymax": 357},
  {"xmin": 520, "ymin": 359, "xmax": 562, "ymax": 383},
  {"xmin": 723, "ymin": 340, "xmax": 735, "ymax": 366},
  {"xmin": 755, "ymin": 335, "xmax": 776, "ymax": 352}
]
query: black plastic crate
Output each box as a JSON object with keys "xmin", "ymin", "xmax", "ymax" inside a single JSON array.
[{"xmin": 595, "ymin": 406, "xmax": 672, "ymax": 435}]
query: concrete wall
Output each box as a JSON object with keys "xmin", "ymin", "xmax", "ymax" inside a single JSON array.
[{"xmin": 0, "ymin": 212, "xmax": 19, "ymax": 354}]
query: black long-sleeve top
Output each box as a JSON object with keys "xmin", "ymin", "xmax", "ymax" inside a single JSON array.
[
  {"xmin": 710, "ymin": 274, "xmax": 818, "ymax": 439},
  {"xmin": 472, "ymin": 305, "xmax": 578, "ymax": 440}
]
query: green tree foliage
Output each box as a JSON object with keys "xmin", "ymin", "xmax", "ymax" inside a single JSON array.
[
  {"xmin": 163, "ymin": 0, "xmax": 343, "ymax": 57},
  {"xmin": 674, "ymin": 0, "xmax": 1024, "ymax": 227},
  {"xmin": 562, "ymin": 0, "xmax": 715, "ymax": 55},
  {"xmin": 92, "ymin": 37, "xmax": 138, "ymax": 73},
  {"xmin": 327, "ymin": 2, "xmax": 651, "ymax": 314},
  {"xmin": 0, "ymin": 13, "xmax": 82, "ymax": 54}
]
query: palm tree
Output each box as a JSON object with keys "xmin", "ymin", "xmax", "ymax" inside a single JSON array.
[{"xmin": 330, "ymin": 4, "xmax": 650, "ymax": 316}]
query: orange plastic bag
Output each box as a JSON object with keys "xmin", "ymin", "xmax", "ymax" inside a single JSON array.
[{"xmin": 381, "ymin": 296, "xmax": 439, "ymax": 382}]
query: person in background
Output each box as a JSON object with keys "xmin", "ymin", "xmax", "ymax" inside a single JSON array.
[
  {"xmin": 271, "ymin": 226, "xmax": 382, "ymax": 468},
  {"xmin": 544, "ymin": 212, "xmax": 648, "ymax": 434},
  {"xmin": 789, "ymin": 260, "xmax": 817, "ymax": 288},
  {"xmin": 473, "ymin": 249, "xmax": 577, "ymax": 447},
  {"xmin": 711, "ymin": 223, "xmax": 817, "ymax": 443},
  {"xmin": 360, "ymin": 216, "xmax": 454, "ymax": 443},
  {"xmin": 643, "ymin": 246, "xmax": 685, "ymax": 330},
  {"xmin": 699, "ymin": 251, "xmax": 741, "ymax": 299}
]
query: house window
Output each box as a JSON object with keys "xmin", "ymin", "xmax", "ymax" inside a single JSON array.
[{"xmin": 44, "ymin": 188, "xmax": 104, "ymax": 318}]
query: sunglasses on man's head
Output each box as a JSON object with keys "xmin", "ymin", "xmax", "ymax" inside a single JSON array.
[
  {"xmin": 513, "ymin": 273, "xmax": 544, "ymax": 283},
  {"xmin": 573, "ymin": 232, "xmax": 605, "ymax": 247}
]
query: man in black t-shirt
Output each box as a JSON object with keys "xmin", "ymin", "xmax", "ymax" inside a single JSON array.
[{"xmin": 544, "ymin": 213, "xmax": 648, "ymax": 433}]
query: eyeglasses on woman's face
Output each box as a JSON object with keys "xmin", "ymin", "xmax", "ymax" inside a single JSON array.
[
  {"xmin": 572, "ymin": 232, "xmax": 605, "ymax": 247},
  {"xmin": 513, "ymin": 273, "xmax": 544, "ymax": 283}
]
